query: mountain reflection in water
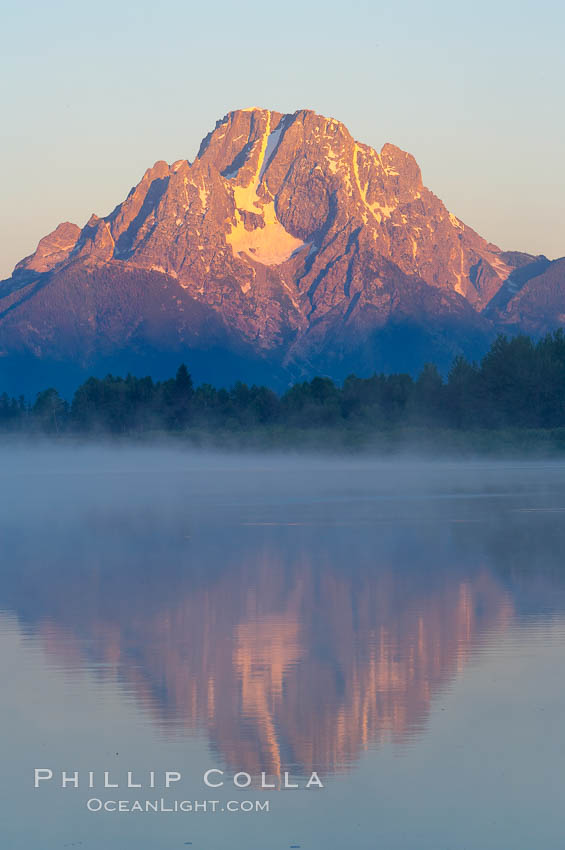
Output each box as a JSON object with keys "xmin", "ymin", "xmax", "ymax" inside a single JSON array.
[{"xmin": 1, "ymin": 452, "xmax": 565, "ymax": 779}]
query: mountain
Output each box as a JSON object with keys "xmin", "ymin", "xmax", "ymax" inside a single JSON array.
[{"xmin": 0, "ymin": 107, "xmax": 562, "ymax": 394}]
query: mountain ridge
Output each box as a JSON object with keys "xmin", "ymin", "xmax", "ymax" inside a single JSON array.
[{"xmin": 1, "ymin": 107, "xmax": 562, "ymax": 394}]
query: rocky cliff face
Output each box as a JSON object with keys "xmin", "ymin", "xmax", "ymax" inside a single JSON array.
[{"xmin": 0, "ymin": 107, "xmax": 561, "ymax": 392}]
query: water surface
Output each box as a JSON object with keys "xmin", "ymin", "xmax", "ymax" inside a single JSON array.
[{"xmin": 1, "ymin": 447, "xmax": 564, "ymax": 849}]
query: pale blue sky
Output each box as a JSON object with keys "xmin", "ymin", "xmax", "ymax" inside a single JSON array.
[{"xmin": 1, "ymin": 0, "xmax": 563, "ymax": 278}]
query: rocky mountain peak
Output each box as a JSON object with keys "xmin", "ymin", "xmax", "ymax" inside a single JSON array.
[
  {"xmin": 14, "ymin": 221, "xmax": 81, "ymax": 277},
  {"xmin": 1, "ymin": 107, "xmax": 561, "ymax": 394}
]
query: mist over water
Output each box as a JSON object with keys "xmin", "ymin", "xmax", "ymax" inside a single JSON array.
[{"xmin": 1, "ymin": 445, "xmax": 565, "ymax": 849}]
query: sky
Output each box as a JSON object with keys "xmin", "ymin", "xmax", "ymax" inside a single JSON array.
[{"xmin": 0, "ymin": 0, "xmax": 563, "ymax": 279}]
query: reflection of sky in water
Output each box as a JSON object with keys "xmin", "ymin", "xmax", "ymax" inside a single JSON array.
[{"xmin": 1, "ymin": 448, "xmax": 565, "ymax": 849}]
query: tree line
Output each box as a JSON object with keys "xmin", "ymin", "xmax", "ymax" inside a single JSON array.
[{"xmin": 2, "ymin": 332, "xmax": 565, "ymax": 436}]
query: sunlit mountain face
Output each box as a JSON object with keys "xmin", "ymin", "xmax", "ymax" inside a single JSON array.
[{"xmin": 0, "ymin": 108, "xmax": 562, "ymax": 394}]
